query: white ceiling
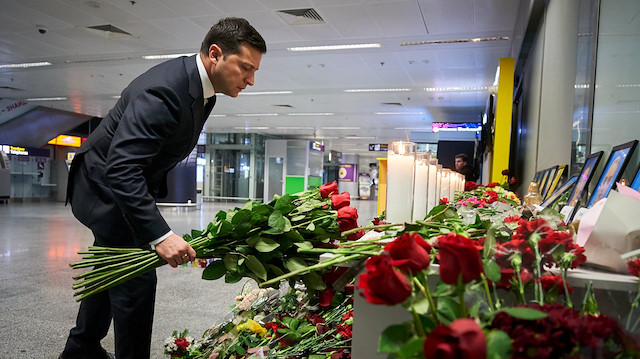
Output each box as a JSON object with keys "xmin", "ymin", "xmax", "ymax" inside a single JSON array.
[{"xmin": 0, "ymin": 0, "xmax": 519, "ymax": 158}]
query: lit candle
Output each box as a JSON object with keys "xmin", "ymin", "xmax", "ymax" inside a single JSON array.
[
  {"xmin": 412, "ymin": 153, "xmax": 429, "ymax": 221},
  {"xmin": 449, "ymin": 171, "xmax": 456, "ymax": 202},
  {"xmin": 441, "ymin": 169, "xmax": 451, "ymax": 202},
  {"xmin": 386, "ymin": 141, "xmax": 416, "ymax": 223},
  {"xmin": 427, "ymin": 159, "xmax": 438, "ymax": 212},
  {"xmin": 435, "ymin": 164, "xmax": 442, "ymax": 205}
]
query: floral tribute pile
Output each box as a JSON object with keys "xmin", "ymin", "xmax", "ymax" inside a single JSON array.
[{"xmin": 165, "ymin": 283, "xmax": 354, "ymax": 359}]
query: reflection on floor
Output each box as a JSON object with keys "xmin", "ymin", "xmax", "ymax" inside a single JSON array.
[{"xmin": 0, "ymin": 198, "xmax": 377, "ymax": 359}]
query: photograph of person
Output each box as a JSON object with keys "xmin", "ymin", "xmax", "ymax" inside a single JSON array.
[
  {"xmin": 586, "ymin": 140, "xmax": 638, "ymax": 207},
  {"xmin": 565, "ymin": 152, "xmax": 603, "ymax": 210},
  {"xmin": 632, "ymin": 164, "xmax": 640, "ymax": 191},
  {"xmin": 541, "ymin": 175, "xmax": 578, "ymax": 208}
]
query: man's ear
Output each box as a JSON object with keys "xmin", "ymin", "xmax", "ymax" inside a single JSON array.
[{"xmin": 209, "ymin": 44, "xmax": 222, "ymax": 62}]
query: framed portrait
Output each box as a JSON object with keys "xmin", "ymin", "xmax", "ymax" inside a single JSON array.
[
  {"xmin": 544, "ymin": 165, "xmax": 566, "ymax": 200},
  {"xmin": 540, "ymin": 166, "xmax": 558, "ymax": 199},
  {"xmin": 564, "ymin": 151, "xmax": 604, "ymax": 220},
  {"xmin": 631, "ymin": 163, "xmax": 640, "ymax": 191},
  {"xmin": 541, "ymin": 175, "xmax": 578, "ymax": 208},
  {"xmin": 533, "ymin": 171, "xmax": 542, "ymax": 185},
  {"xmin": 586, "ymin": 140, "xmax": 638, "ymax": 207}
]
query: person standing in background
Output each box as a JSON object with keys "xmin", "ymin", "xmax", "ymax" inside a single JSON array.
[
  {"xmin": 454, "ymin": 153, "xmax": 477, "ymax": 182},
  {"xmin": 60, "ymin": 18, "xmax": 266, "ymax": 359}
]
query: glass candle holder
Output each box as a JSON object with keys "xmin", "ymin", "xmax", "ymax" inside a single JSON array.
[
  {"xmin": 412, "ymin": 152, "xmax": 429, "ymax": 221},
  {"xmin": 427, "ymin": 158, "xmax": 438, "ymax": 212},
  {"xmin": 440, "ymin": 169, "xmax": 452, "ymax": 202},
  {"xmin": 386, "ymin": 141, "xmax": 416, "ymax": 223},
  {"xmin": 435, "ymin": 164, "xmax": 443, "ymax": 205}
]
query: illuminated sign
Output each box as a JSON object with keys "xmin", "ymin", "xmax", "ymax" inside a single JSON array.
[
  {"xmin": 9, "ymin": 146, "xmax": 28, "ymax": 155},
  {"xmin": 67, "ymin": 152, "xmax": 76, "ymax": 161},
  {"xmin": 432, "ymin": 122, "xmax": 481, "ymax": 133},
  {"xmin": 368, "ymin": 144, "xmax": 389, "ymax": 151},
  {"xmin": 48, "ymin": 135, "xmax": 82, "ymax": 147},
  {"xmin": 310, "ymin": 141, "xmax": 324, "ymax": 152}
]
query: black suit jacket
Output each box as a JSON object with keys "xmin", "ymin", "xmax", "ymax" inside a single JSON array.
[{"xmin": 68, "ymin": 55, "xmax": 215, "ymax": 244}]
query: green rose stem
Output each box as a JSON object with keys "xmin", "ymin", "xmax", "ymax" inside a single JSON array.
[
  {"xmin": 480, "ymin": 273, "xmax": 495, "ymax": 312},
  {"xmin": 260, "ymin": 253, "xmax": 364, "ymax": 287},
  {"xmin": 511, "ymin": 254, "xmax": 526, "ymax": 305},
  {"xmin": 560, "ymin": 268, "xmax": 573, "ymax": 308},
  {"xmin": 297, "ymin": 247, "xmax": 381, "ymax": 256},
  {"xmin": 291, "ymin": 214, "xmax": 335, "ymax": 230},
  {"xmin": 457, "ymin": 278, "xmax": 468, "ymax": 318},
  {"xmin": 528, "ymin": 232, "xmax": 544, "ymax": 304},
  {"xmin": 340, "ymin": 223, "xmax": 403, "ymax": 236},
  {"xmin": 626, "ymin": 283, "xmax": 640, "ymax": 330},
  {"xmin": 412, "ymin": 276, "xmax": 438, "ymax": 324}
]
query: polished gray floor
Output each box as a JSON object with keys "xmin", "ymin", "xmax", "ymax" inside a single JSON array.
[{"xmin": 0, "ymin": 198, "xmax": 377, "ymax": 359}]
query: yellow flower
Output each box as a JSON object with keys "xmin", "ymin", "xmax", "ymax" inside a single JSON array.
[{"xmin": 236, "ymin": 319, "xmax": 267, "ymax": 337}]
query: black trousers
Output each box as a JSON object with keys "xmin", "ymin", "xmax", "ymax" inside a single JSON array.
[{"xmin": 63, "ymin": 163, "xmax": 157, "ymax": 359}]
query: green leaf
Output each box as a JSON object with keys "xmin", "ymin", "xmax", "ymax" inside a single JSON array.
[
  {"xmin": 283, "ymin": 230, "xmax": 305, "ymax": 242},
  {"xmin": 309, "ymin": 355, "xmax": 326, "ymax": 359},
  {"xmin": 436, "ymin": 296, "xmax": 461, "ymax": 325},
  {"xmin": 241, "ymin": 200, "xmax": 253, "ymax": 211},
  {"xmin": 266, "ymin": 264, "xmax": 285, "ymax": 277},
  {"xmin": 262, "ymin": 227, "xmax": 284, "ymax": 235},
  {"xmin": 223, "ymin": 253, "xmax": 238, "ymax": 272},
  {"xmin": 268, "ymin": 210, "xmax": 285, "ymax": 230},
  {"xmin": 282, "ymin": 217, "xmax": 292, "ymax": 232},
  {"xmin": 255, "ymin": 237, "xmax": 280, "ymax": 252},
  {"xmin": 398, "ymin": 336, "xmax": 425, "ymax": 358},
  {"xmin": 245, "ymin": 255, "xmax": 267, "ymax": 281},
  {"xmin": 275, "ymin": 193, "xmax": 293, "ymax": 210},
  {"xmin": 483, "ymin": 226, "xmax": 498, "ymax": 259},
  {"xmin": 231, "ymin": 209, "xmax": 251, "ymax": 225},
  {"xmin": 202, "ymin": 260, "xmax": 226, "ymax": 280},
  {"xmin": 190, "ymin": 229, "xmax": 203, "ymax": 238},
  {"xmin": 291, "ymin": 214, "xmax": 306, "ymax": 222},
  {"xmin": 215, "ymin": 210, "xmax": 227, "ymax": 222},
  {"xmin": 285, "ymin": 257, "xmax": 307, "ymax": 272},
  {"xmin": 302, "ymin": 272, "xmax": 326, "ymax": 290},
  {"xmin": 483, "ymin": 260, "xmax": 501, "ymax": 283},
  {"xmin": 306, "ymin": 222, "xmax": 316, "ymax": 231},
  {"xmin": 500, "ymin": 307, "xmax": 548, "ymax": 320},
  {"xmin": 235, "ymin": 345, "xmax": 245, "ymax": 355},
  {"xmin": 293, "ymin": 241, "xmax": 313, "ymax": 250},
  {"xmin": 224, "ymin": 270, "xmax": 244, "ymax": 283},
  {"xmin": 410, "ymin": 296, "xmax": 431, "ymax": 315},
  {"xmin": 486, "ymin": 329, "xmax": 512, "ymax": 359},
  {"xmin": 378, "ymin": 323, "xmax": 413, "ymax": 353},
  {"xmin": 216, "ymin": 220, "xmax": 233, "ymax": 237}
]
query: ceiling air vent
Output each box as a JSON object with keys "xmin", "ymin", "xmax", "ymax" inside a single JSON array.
[
  {"xmin": 277, "ymin": 8, "xmax": 325, "ymax": 25},
  {"xmin": 85, "ymin": 24, "xmax": 133, "ymax": 39}
]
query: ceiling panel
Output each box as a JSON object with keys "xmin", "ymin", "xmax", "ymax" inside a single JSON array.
[{"xmin": 0, "ymin": 0, "xmax": 520, "ymax": 153}]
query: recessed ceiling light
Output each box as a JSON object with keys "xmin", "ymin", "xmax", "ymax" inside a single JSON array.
[
  {"xmin": 112, "ymin": 95, "xmax": 121, "ymax": 99},
  {"xmin": 287, "ymin": 43, "xmax": 382, "ymax": 51},
  {"xmin": 275, "ymin": 126, "xmax": 314, "ymax": 130},
  {"xmin": 26, "ymin": 97, "xmax": 67, "ymax": 101},
  {"xmin": 233, "ymin": 126, "xmax": 269, "ymax": 130},
  {"xmin": 142, "ymin": 53, "xmax": 195, "ymax": 60},
  {"xmin": 287, "ymin": 113, "xmax": 334, "ymax": 116},
  {"xmin": 401, "ymin": 36, "xmax": 509, "ymax": 46},
  {"xmin": 209, "ymin": 114, "xmax": 227, "ymax": 117},
  {"xmin": 235, "ymin": 113, "xmax": 278, "ymax": 117},
  {"xmin": 394, "ymin": 127, "xmax": 430, "ymax": 130},
  {"xmin": 344, "ymin": 88, "xmax": 411, "ymax": 93},
  {"xmin": 345, "ymin": 136, "xmax": 375, "ymax": 139},
  {"xmin": 617, "ymin": 84, "xmax": 640, "ymax": 88},
  {"xmin": 0, "ymin": 61, "xmax": 52, "ymax": 69},
  {"xmin": 375, "ymin": 112, "xmax": 425, "ymax": 115},
  {"xmin": 424, "ymin": 86, "xmax": 488, "ymax": 92},
  {"xmin": 239, "ymin": 91, "xmax": 293, "ymax": 95},
  {"xmin": 321, "ymin": 127, "xmax": 361, "ymax": 130}
]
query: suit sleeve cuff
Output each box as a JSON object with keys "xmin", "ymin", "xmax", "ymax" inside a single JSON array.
[{"xmin": 149, "ymin": 230, "xmax": 174, "ymax": 250}]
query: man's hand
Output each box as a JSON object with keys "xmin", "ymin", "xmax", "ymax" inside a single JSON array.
[{"xmin": 154, "ymin": 234, "xmax": 196, "ymax": 267}]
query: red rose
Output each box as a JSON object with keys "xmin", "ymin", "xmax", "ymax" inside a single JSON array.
[
  {"xmin": 337, "ymin": 206, "xmax": 359, "ymax": 232},
  {"xmin": 502, "ymin": 169, "xmax": 510, "ymax": 176},
  {"xmin": 440, "ymin": 198, "xmax": 449, "ymax": 205},
  {"xmin": 508, "ymin": 177, "xmax": 517, "ymax": 185},
  {"xmin": 437, "ymin": 233, "xmax": 483, "ymax": 285},
  {"xmin": 423, "ymin": 318, "xmax": 487, "ymax": 359},
  {"xmin": 346, "ymin": 230, "xmax": 365, "ymax": 241},
  {"xmin": 174, "ymin": 337, "xmax": 189, "ymax": 351},
  {"xmin": 384, "ymin": 232, "xmax": 432, "ymax": 275},
  {"xmin": 628, "ymin": 259, "xmax": 640, "ymax": 277},
  {"xmin": 504, "ymin": 215, "xmax": 521, "ymax": 223},
  {"xmin": 465, "ymin": 181, "xmax": 479, "ymax": 191},
  {"xmin": 486, "ymin": 182, "xmax": 499, "ymax": 188},
  {"xmin": 319, "ymin": 181, "xmax": 339, "ymax": 198},
  {"xmin": 536, "ymin": 274, "xmax": 573, "ymax": 293},
  {"xmin": 331, "ymin": 192, "xmax": 351, "ymax": 209},
  {"xmin": 357, "ymin": 254, "xmax": 412, "ymax": 305}
]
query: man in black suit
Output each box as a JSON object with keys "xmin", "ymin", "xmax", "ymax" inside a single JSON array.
[
  {"xmin": 60, "ymin": 18, "xmax": 266, "ymax": 359},
  {"xmin": 454, "ymin": 153, "xmax": 477, "ymax": 182}
]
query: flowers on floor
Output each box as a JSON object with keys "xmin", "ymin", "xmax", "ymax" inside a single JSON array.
[
  {"xmin": 172, "ymin": 283, "xmax": 353, "ymax": 358},
  {"xmin": 164, "ymin": 329, "xmax": 203, "ymax": 358}
]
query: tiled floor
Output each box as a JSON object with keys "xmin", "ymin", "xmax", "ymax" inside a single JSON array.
[{"xmin": 0, "ymin": 198, "xmax": 377, "ymax": 359}]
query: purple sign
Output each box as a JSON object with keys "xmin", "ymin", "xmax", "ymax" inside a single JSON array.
[{"xmin": 338, "ymin": 164, "xmax": 357, "ymax": 182}]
